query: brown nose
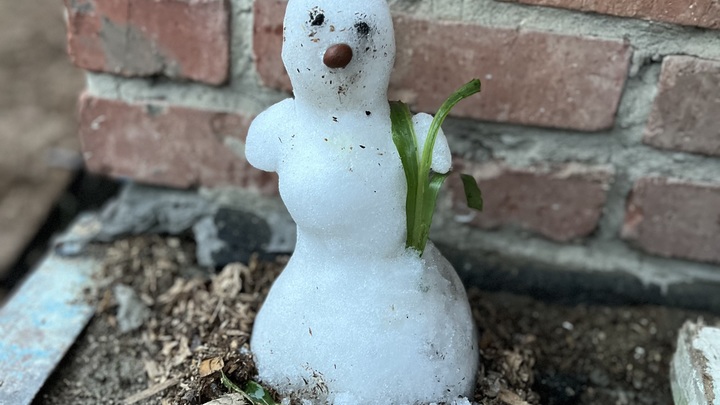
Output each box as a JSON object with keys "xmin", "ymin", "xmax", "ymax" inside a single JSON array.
[{"xmin": 323, "ymin": 44, "xmax": 353, "ymax": 69}]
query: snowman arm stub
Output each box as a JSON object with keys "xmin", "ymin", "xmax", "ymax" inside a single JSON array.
[
  {"xmin": 412, "ymin": 112, "xmax": 452, "ymax": 174},
  {"xmin": 245, "ymin": 99, "xmax": 294, "ymax": 173}
]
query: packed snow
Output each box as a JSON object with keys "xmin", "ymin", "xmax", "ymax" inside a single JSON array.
[{"xmin": 246, "ymin": 0, "xmax": 478, "ymax": 403}]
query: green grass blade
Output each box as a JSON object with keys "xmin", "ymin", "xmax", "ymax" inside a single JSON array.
[
  {"xmin": 416, "ymin": 172, "xmax": 451, "ymax": 252},
  {"xmin": 391, "ymin": 79, "xmax": 482, "ymax": 256},
  {"xmin": 220, "ymin": 370, "xmax": 244, "ymax": 394},
  {"xmin": 420, "ymin": 79, "xmax": 482, "ymax": 174},
  {"xmin": 390, "ymin": 101, "xmax": 420, "ymax": 249},
  {"xmin": 460, "ymin": 173, "xmax": 483, "ymax": 211}
]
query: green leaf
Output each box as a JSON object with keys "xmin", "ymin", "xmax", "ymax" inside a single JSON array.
[
  {"xmin": 460, "ymin": 173, "xmax": 483, "ymax": 211},
  {"xmin": 391, "ymin": 79, "xmax": 483, "ymax": 256},
  {"xmin": 220, "ymin": 371, "xmax": 278, "ymax": 405},
  {"xmin": 244, "ymin": 381, "xmax": 278, "ymax": 405},
  {"xmin": 416, "ymin": 172, "xmax": 451, "ymax": 252},
  {"xmin": 420, "ymin": 79, "xmax": 482, "ymax": 175},
  {"xmin": 390, "ymin": 101, "xmax": 420, "ymax": 249}
]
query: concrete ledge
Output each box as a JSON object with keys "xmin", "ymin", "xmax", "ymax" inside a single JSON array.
[
  {"xmin": 671, "ymin": 321, "xmax": 720, "ymax": 404},
  {"xmin": 438, "ymin": 242, "xmax": 720, "ymax": 313}
]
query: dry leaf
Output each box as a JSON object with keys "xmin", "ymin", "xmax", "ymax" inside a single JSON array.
[{"xmin": 199, "ymin": 356, "xmax": 225, "ymax": 377}]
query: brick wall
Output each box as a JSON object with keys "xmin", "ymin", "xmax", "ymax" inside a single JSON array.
[{"xmin": 63, "ymin": 0, "xmax": 720, "ymax": 307}]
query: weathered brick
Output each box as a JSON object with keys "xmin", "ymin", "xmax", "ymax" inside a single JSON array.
[
  {"xmin": 622, "ymin": 177, "xmax": 720, "ymax": 265},
  {"xmin": 499, "ymin": 0, "xmax": 720, "ymax": 30},
  {"xmin": 78, "ymin": 94, "xmax": 277, "ymax": 194},
  {"xmin": 252, "ymin": 0, "xmax": 632, "ymax": 131},
  {"xmin": 452, "ymin": 160, "xmax": 613, "ymax": 242},
  {"xmin": 65, "ymin": 0, "xmax": 230, "ymax": 85},
  {"xmin": 643, "ymin": 56, "xmax": 720, "ymax": 157},
  {"xmin": 253, "ymin": 0, "xmax": 291, "ymax": 91}
]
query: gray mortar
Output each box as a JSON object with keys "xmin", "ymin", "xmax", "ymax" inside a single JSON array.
[{"xmin": 84, "ymin": 0, "xmax": 720, "ymax": 298}]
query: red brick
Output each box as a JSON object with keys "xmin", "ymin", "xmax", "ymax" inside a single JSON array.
[
  {"xmin": 452, "ymin": 160, "xmax": 613, "ymax": 242},
  {"xmin": 253, "ymin": 0, "xmax": 291, "ymax": 91},
  {"xmin": 391, "ymin": 17, "xmax": 631, "ymax": 131},
  {"xmin": 78, "ymin": 94, "xmax": 277, "ymax": 194},
  {"xmin": 498, "ymin": 0, "xmax": 720, "ymax": 30},
  {"xmin": 643, "ymin": 56, "xmax": 720, "ymax": 157},
  {"xmin": 622, "ymin": 177, "xmax": 720, "ymax": 265},
  {"xmin": 65, "ymin": 0, "xmax": 230, "ymax": 85},
  {"xmin": 252, "ymin": 0, "xmax": 632, "ymax": 131}
]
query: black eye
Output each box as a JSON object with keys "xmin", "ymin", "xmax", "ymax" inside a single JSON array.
[
  {"xmin": 355, "ymin": 22, "xmax": 370, "ymax": 36},
  {"xmin": 311, "ymin": 13, "xmax": 325, "ymax": 26}
]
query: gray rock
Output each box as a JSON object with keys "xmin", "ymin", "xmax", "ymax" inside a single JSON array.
[
  {"xmin": 193, "ymin": 208, "xmax": 272, "ymax": 268},
  {"xmin": 53, "ymin": 183, "xmax": 214, "ymax": 256},
  {"xmin": 113, "ymin": 284, "xmax": 150, "ymax": 333},
  {"xmin": 201, "ymin": 187, "xmax": 296, "ymax": 255},
  {"xmin": 55, "ymin": 183, "xmax": 297, "ymax": 268},
  {"xmin": 96, "ymin": 183, "xmax": 212, "ymax": 240}
]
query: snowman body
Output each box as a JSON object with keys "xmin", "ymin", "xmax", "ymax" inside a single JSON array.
[{"xmin": 246, "ymin": 1, "xmax": 478, "ymax": 403}]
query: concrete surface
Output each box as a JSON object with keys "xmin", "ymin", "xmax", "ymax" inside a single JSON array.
[{"xmin": 671, "ymin": 321, "xmax": 720, "ymax": 404}]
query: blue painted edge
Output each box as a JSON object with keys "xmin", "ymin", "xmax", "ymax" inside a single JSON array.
[{"xmin": 0, "ymin": 253, "xmax": 100, "ymax": 405}]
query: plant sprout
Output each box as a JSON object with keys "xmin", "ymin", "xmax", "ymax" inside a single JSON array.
[
  {"xmin": 221, "ymin": 371, "xmax": 278, "ymax": 405},
  {"xmin": 391, "ymin": 79, "xmax": 484, "ymax": 255}
]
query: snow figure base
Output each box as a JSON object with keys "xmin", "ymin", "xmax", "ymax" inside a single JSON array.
[
  {"xmin": 245, "ymin": 0, "xmax": 479, "ymax": 402},
  {"xmin": 251, "ymin": 243, "xmax": 478, "ymax": 405}
]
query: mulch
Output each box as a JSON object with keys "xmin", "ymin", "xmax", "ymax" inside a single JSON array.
[{"xmin": 35, "ymin": 235, "xmax": 719, "ymax": 405}]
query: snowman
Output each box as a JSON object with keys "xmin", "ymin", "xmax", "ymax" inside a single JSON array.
[{"xmin": 245, "ymin": 0, "xmax": 478, "ymax": 403}]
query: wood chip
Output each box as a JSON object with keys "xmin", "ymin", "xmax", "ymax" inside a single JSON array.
[
  {"xmin": 124, "ymin": 378, "xmax": 179, "ymax": 405},
  {"xmin": 143, "ymin": 358, "xmax": 166, "ymax": 382},
  {"xmin": 201, "ymin": 393, "xmax": 248, "ymax": 405},
  {"xmin": 498, "ymin": 388, "xmax": 531, "ymax": 405},
  {"xmin": 90, "ymin": 236, "xmax": 285, "ymax": 403}
]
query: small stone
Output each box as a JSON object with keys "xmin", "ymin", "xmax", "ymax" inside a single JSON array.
[
  {"xmin": 193, "ymin": 208, "xmax": 272, "ymax": 268},
  {"xmin": 113, "ymin": 284, "xmax": 150, "ymax": 333}
]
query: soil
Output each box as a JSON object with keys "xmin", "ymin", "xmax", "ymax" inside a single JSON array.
[{"xmin": 35, "ymin": 235, "xmax": 720, "ymax": 405}]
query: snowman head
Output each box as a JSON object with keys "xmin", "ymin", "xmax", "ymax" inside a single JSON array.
[{"xmin": 282, "ymin": 0, "xmax": 395, "ymax": 110}]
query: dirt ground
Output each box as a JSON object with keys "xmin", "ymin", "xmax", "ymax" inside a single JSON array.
[
  {"xmin": 0, "ymin": 1, "xmax": 84, "ymax": 282},
  {"xmin": 35, "ymin": 235, "xmax": 720, "ymax": 405}
]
